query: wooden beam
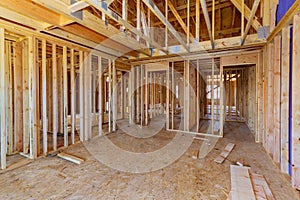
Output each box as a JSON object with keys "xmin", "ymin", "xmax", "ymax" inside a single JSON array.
[
  {"xmin": 69, "ymin": 1, "xmax": 89, "ymax": 13},
  {"xmin": 187, "ymin": 0, "xmax": 190, "ymax": 46},
  {"xmin": 142, "ymin": 0, "xmax": 189, "ymax": 51},
  {"xmin": 33, "ymin": 0, "xmax": 149, "ymax": 55},
  {"xmin": 167, "ymin": 0, "xmax": 194, "ymax": 41},
  {"xmin": 230, "ymin": 0, "xmax": 262, "ymax": 30},
  {"xmin": 0, "ymin": 28, "xmax": 6, "ymax": 169},
  {"xmin": 241, "ymin": 0, "xmax": 261, "ymax": 45},
  {"xmin": 200, "ymin": 0, "xmax": 214, "ymax": 48}
]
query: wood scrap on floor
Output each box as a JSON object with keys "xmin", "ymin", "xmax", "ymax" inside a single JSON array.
[
  {"xmin": 230, "ymin": 165, "xmax": 256, "ymax": 200},
  {"xmin": 192, "ymin": 150, "xmax": 199, "ymax": 159},
  {"xmin": 0, "ymin": 158, "xmax": 32, "ymax": 174},
  {"xmin": 214, "ymin": 143, "xmax": 235, "ymax": 164},
  {"xmin": 57, "ymin": 152, "xmax": 84, "ymax": 164},
  {"xmin": 228, "ymin": 165, "xmax": 275, "ymax": 200}
]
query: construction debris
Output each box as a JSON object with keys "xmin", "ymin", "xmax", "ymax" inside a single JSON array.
[
  {"xmin": 57, "ymin": 152, "xmax": 84, "ymax": 165},
  {"xmin": 214, "ymin": 143, "xmax": 235, "ymax": 164},
  {"xmin": 228, "ymin": 165, "xmax": 274, "ymax": 200}
]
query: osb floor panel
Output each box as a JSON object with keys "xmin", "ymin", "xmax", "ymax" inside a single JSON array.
[{"xmin": 0, "ymin": 122, "xmax": 299, "ymax": 200}]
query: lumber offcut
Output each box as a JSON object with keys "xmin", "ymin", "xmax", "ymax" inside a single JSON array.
[{"xmin": 57, "ymin": 152, "xmax": 85, "ymax": 164}]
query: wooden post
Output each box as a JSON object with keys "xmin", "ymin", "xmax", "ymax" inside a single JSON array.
[
  {"xmin": 52, "ymin": 44, "xmax": 57, "ymax": 150},
  {"xmin": 120, "ymin": 73, "xmax": 124, "ymax": 119},
  {"xmin": 98, "ymin": 56, "xmax": 103, "ymax": 135},
  {"xmin": 280, "ymin": 26, "xmax": 290, "ymax": 174},
  {"xmin": 63, "ymin": 46, "xmax": 68, "ymax": 147},
  {"xmin": 79, "ymin": 51, "xmax": 84, "ymax": 141},
  {"xmin": 84, "ymin": 52, "xmax": 92, "ymax": 139},
  {"xmin": 42, "ymin": 39, "xmax": 48, "ymax": 155},
  {"xmin": 112, "ymin": 60, "xmax": 117, "ymax": 131},
  {"xmin": 137, "ymin": 0, "xmax": 141, "ymax": 42},
  {"xmin": 0, "ymin": 28, "xmax": 6, "ymax": 169},
  {"xmin": 292, "ymin": 13, "xmax": 300, "ymax": 189},
  {"xmin": 166, "ymin": 64, "xmax": 170, "ymax": 129},
  {"xmin": 70, "ymin": 49, "xmax": 75, "ymax": 144}
]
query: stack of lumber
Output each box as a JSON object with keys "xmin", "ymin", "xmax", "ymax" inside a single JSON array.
[{"xmin": 228, "ymin": 165, "xmax": 275, "ymax": 200}]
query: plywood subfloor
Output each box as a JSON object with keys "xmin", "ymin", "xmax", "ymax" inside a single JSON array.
[{"xmin": 0, "ymin": 122, "xmax": 299, "ymax": 199}]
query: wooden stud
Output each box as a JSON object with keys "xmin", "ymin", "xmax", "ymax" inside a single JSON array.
[
  {"xmin": 165, "ymin": 0, "xmax": 168, "ymax": 48},
  {"xmin": 5, "ymin": 41, "xmax": 13, "ymax": 155},
  {"xmin": 212, "ymin": 0, "xmax": 215, "ymax": 42},
  {"xmin": 171, "ymin": 62, "xmax": 175, "ymax": 129},
  {"xmin": 42, "ymin": 39, "xmax": 48, "ymax": 155},
  {"xmin": 29, "ymin": 37, "xmax": 37, "ymax": 158},
  {"xmin": 136, "ymin": 67, "xmax": 140, "ymax": 122},
  {"xmin": 112, "ymin": 60, "xmax": 117, "ymax": 131},
  {"xmin": 273, "ymin": 35, "xmax": 281, "ymax": 163},
  {"xmin": 200, "ymin": 0, "xmax": 214, "ymax": 48},
  {"xmin": 79, "ymin": 51, "xmax": 84, "ymax": 141},
  {"xmin": 184, "ymin": 60, "xmax": 190, "ymax": 131},
  {"xmin": 280, "ymin": 26, "xmax": 290, "ymax": 174},
  {"xmin": 220, "ymin": 63, "xmax": 224, "ymax": 136},
  {"xmin": 196, "ymin": 60, "xmax": 200, "ymax": 131},
  {"xmin": 211, "ymin": 58, "xmax": 215, "ymax": 134},
  {"xmin": 63, "ymin": 46, "xmax": 68, "ymax": 147},
  {"xmin": 140, "ymin": 65, "xmax": 144, "ymax": 125},
  {"xmin": 145, "ymin": 68, "xmax": 148, "ymax": 125},
  {"xmin": 70, "ymin": 49, "xmax": 75, "ymax": 144},
  {"xmin": 0, "ymin": 28, "xmax": 6, "ymax": 169},
  {"xmin": 52, "ymin": 44, "xmax": 57, "ymax": 150},
  {"xmin": 14, "ymin": 41, "xmax": 23, "ymax": 151},
  {"xmin": 187, "ymin": 0, "xmax": 190, "ymax": 46},
  {"xmin": 196, "ymin": 0, "xmax": 200, "ymax": 43},
  {"xmin": 292, "ymin": 13, "xmax": 300, "ymax": 189},
  {"xmin": 108, "ymin": 59, "xmax": 112, "ymax": 132},
  {"xmin": 130, "ymin": 66, "xmax": 135, "ymax": 124},
  {"xmin": 98, "ymin": 56, "xmax": 103, "ymax": 135},
  {"xmin": 166, "ymin": 64, "xmax": 170, "ymax": 129}
]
